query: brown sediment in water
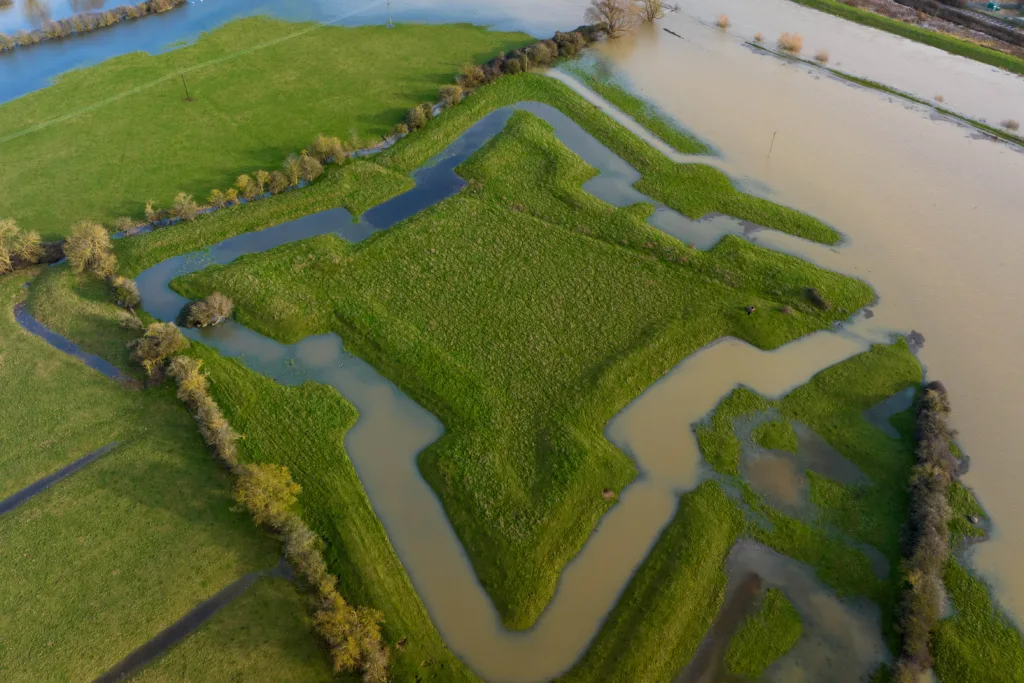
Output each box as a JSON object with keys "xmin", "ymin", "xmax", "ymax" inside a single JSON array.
[
  {"xmin": 745, "ymin": 453, "xmax": 804, "ymax": 507},
  {"xmin": 593, "ymin": 9, "xmax": 1024, "ymax": 626}
]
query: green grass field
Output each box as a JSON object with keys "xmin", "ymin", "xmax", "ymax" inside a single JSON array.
[
  {"xmin": 115, "ymin": 73, "xmax": 840, "ymax": 280},
  {"xmin": 785, "ymin": 0, "xmax": 1024, "ymax": 76},
  {"xmin": 130, "ymin": 577, "xmax": 335, "ymax": 683},
  {"xmin": 0, "ymin": 273, "xmax": 314, "ymax": 683},
  {"xmin": 0, "ymin": 18, "xmax": 530, "ymax": 238},
  {"xmin": 724, "ymin": 589, "xmax": 802, "ymax": 679},
  {"xmin": 173, "ymin": 108, "xmax": 871, "ymax": 629}
]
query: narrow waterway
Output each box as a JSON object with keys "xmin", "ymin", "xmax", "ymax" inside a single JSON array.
[
  {"xmin": 130, "ymin": 90, "xmax": 901, "ymax": 681},
  {"xmin": 593, "ymin": 13, "xmax": 1024, "ymax": 629}
]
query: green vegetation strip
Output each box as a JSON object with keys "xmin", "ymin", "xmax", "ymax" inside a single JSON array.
[
  {"xmin": 174, "ymin": 108, "xmax": 869, "ymax": 629},
  {"xmin": 0, "ymin": 272, "xmax": 290, "ymax": 683},
  {"xmin": 784, "ymin": 0, "xmax": 1024, "ymax": 76},
  {"xmin": 0, "ymin": 18, "xmax": 531, "ymax": 238},
  {"xmin": 561, "ymin": 62, "xmax": 710, "ymax": 155}
]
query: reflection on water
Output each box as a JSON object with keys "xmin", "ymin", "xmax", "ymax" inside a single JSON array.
[
  {"xmin": 0, "ymin": 0, "xmax": 593, "ymax": 104},
  {"xmin": 595, "ymin": 13, "xmax": 1024, "ymax": 628}
]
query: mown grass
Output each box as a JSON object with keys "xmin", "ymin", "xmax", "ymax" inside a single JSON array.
[
  {"xmin": 131, "ymin": 577, "xmax": 335, "ymax": 683},
  {"xmin": 0, "ymin": 273, "xmax": 287, "ymax": 682},
  {"xmin": 724, "ymin": 588, "xmax": 802, "ymax": 679},
  {"xmin": 174, "ymin": 109, "xmax": 870, "ymax": 629},
  {"xmin": 187, "ymin": 344, "xmax": 477, "ymax": 682},
  {"xmin": 785, "ymin": 0, "xmax": 1024, "ymax": 76},
  {"xmin": 0, "ymin": 18, "xmax": 530, "ymax": 238},
  {"xmin": 561, "ymin": 62, "xmax": 711, "ymax": 155}
]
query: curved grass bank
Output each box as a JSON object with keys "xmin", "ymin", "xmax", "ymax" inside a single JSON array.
[{"xmin": 0, "ymin": 17, "xmax": 532, "ymax": 239}]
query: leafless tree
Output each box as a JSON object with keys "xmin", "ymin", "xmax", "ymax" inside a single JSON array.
[
  {"xmin": 585, "ymin": 0, "xmax": 635, "ymax": 38},
  {"xmin": 634, "ymin": 0, "xmax": 679, "ymax": 23}
]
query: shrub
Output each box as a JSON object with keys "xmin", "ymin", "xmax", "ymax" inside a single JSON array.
[
  {"xmin": 298, "ymin": 154, "xmax": 323, "ymax": 183},
  {"xmin": 717, "ymin": 14, "xmax": 730, "ymax": 29},
  {"xmin": 405, "ymin": 105, "xmax": 427, "ymax": 130},
  {"xmin": 754, "ymin": 32, "xmax": 764, "ymax": 43},
  {"xmin": 144, "ymin": 200, "xmax": 159, "ymax": 223},
  {"xmin": 440, "ymin": 84, "xmax": 463, "ymax": 107},
  {"xmin": 236, "ymin": 174, "xmax": 257, "ymax": 200},
  {"xmin": 109, "ymin": 275, "xmax": 140, "ymax": 309},
  {"xmin": 1001, "ymin": 119, "xmax": 1020, "ymax": 132},
  {"xmin": 128, "ymin": 321, "xmax": 188, "ymax": 376},
  {"xmin": 935, "ymin": 94, "xmax": 944, "ymax": 103},
  {"xmin": 223, "ymin": 188, "xmax": 238, "ymax": 206},
  {"xmin": 283, "ymin": 154, "xmax": 302, "ymax": 187},
  {"xmin": 778, "ymin": 32, "xmax": 804, "ymax": 53},
  {"xmin": 529, "ymin": 41, "xmax": 555, "ymax": 67},
  {"xmin": 458, "ymin": 63, "xmax": 486, "ymax": 88},
  {"xmin": 814, "ymin": 49, "xmax": 830, "ymax": 63},
  {"xmin": 269, "ymin": 170, "xmax": 290, "ymax": 195},
  {"xmin": 0, "ymin": 218, "xmax": 17, "ymax": 274},
  {"xmin": 255, "ymin": 169, "xmax": 270, "ymax": 195},
  {"xmin": 208, "ymin": 188, "xmax": 226, "ymax": 209},
  {"xmin": 310, "ymin": 134, "xmax": 345, "ymax": 164},
  {"xmin": 112, "ymin": 216, "xmax": 136, "ymax": 236},
  {"xmin": 116, "ymin": 309, "xmax": 143, "ymax": 331},
  {"xmin": 179, "ymin": 291, "xmax": 233, "ymax": 327},
  {"xmin": 65, "ymin": 221, "xmax": 117, "ymax": 278},
  {"xmin": 172, "ymin": 192, "xmax": 200, "ymax": 221},
  {"xmin": 554, "ymin": 30, "xmax": 588, "ymax": 58},
  {"xmin": 6, "ymin": 225, "xmax": 43, "ymax": 270},
  {"xmin": 234, "ymin": 463, "xmax": 301, "ymax": 529},
  {"xmin": 313, "ymin": 590, "xmax": 387, "ymax": 676},
  {"xmin": 392, "ymin": 122, "xmax": 409, "ymax": 138}
]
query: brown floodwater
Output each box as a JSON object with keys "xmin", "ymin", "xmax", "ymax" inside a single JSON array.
[{"xmin": 593, "ymin": 6, "xmax": 1024, "ymax": 633}]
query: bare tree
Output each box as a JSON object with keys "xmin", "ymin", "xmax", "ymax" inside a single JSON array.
[
  {"xmin": 634, "ymin": 0, "xmax": 679, "ymax": 23},
  {"xmin": 585, "ymin": 0, "xmax": 636, "ymax": 38}
]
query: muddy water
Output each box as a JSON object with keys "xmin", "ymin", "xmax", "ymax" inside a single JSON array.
[{"xmin": 594, "ymin": 16, "xmax": 1024, "ymax": 628}]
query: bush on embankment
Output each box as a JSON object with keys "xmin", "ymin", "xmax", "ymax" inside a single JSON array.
[
  {"xmin": 892, "ymin": 381, "xmax": 958, "ymax": 682},
  {"xmin": 0, "ymin": 0, "xmax": 186, "ymax": 55},
  {"xmin": 167, "ymin": 355, "xmax": 389, "ymax": 681},
  {"xmin": 0, "ymin": 218, "xmax": 43, "ymax": 275}
]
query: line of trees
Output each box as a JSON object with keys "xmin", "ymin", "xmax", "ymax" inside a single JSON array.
[
  {"xmin": 167, "ymin": 356, "xmax": 389, "ymax": 681},
  {"xmin": 0, "ymin": 0, "xmax": 185, "ymax": 54},
  {"xmin": 892, "ymin": 381, "xmax": 959, "ymax": 682}
]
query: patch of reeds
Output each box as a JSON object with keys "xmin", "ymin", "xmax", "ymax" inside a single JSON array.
[
  {"xmin": 814, "ymin": 49, "xmax": 830, "ymax": 64},
  {"xmin": 754, "ymin": 32, "xmax": 764, "ymax": 43},
  {"xmin": 717, "ymin": 14, "xmax": 730, "ymax": 29},
  {"xmin": 778, "ymin": 32, "xmax": 804, "ymax": 53},
  {"xmin": 935, "ymin": 94, "xmax": 945, "ymax": 103}
]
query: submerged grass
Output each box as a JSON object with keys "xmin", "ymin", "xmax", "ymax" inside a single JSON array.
[
  {"xmin": 560, "ymin": 62, "xmax": 711, "ymax": 155},
  {"xmin": 724, "ymin": 588, "xmax": 802, "ymax": 679},
  {"xmin": 174, "ymin": 109, "xmax": 870, "ymax": 629},
  {"xmin": 0, "ymin": 18, "xmax": 530, "ymax": 238}
]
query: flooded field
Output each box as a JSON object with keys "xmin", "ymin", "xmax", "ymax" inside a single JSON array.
[{"xmin": 594, "ymin": 6, "xmax": 1024, "ymax": 629}]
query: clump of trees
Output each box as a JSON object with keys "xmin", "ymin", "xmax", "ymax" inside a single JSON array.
[
  {"xmin": 167, "ymin": 356, "xmax": 390, "ymax": 681},
  {"xmin": 178, "ymin": 291, "xmax": 233, "ymax": 328},
  {"xmin": 583, "ymin": 0, "xmax": 678, "ymax": 38},
  {"xmin": 65, "ymin": 221, "xmax": 117, "ymax": 278},
  {"xmin": 891, "ymin": 381, "xmax": 959, "ymax": 683},
  {"xmin": 128, "ymin": 321, "xmax": 188, "ymax": 378},
  {"xmin": 0, "ymin": 218, "xmax": 43, "ymax": 275},
  {"xmin": 0, "ymin": 0, "xmax": 186, "ymax": 55}
]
